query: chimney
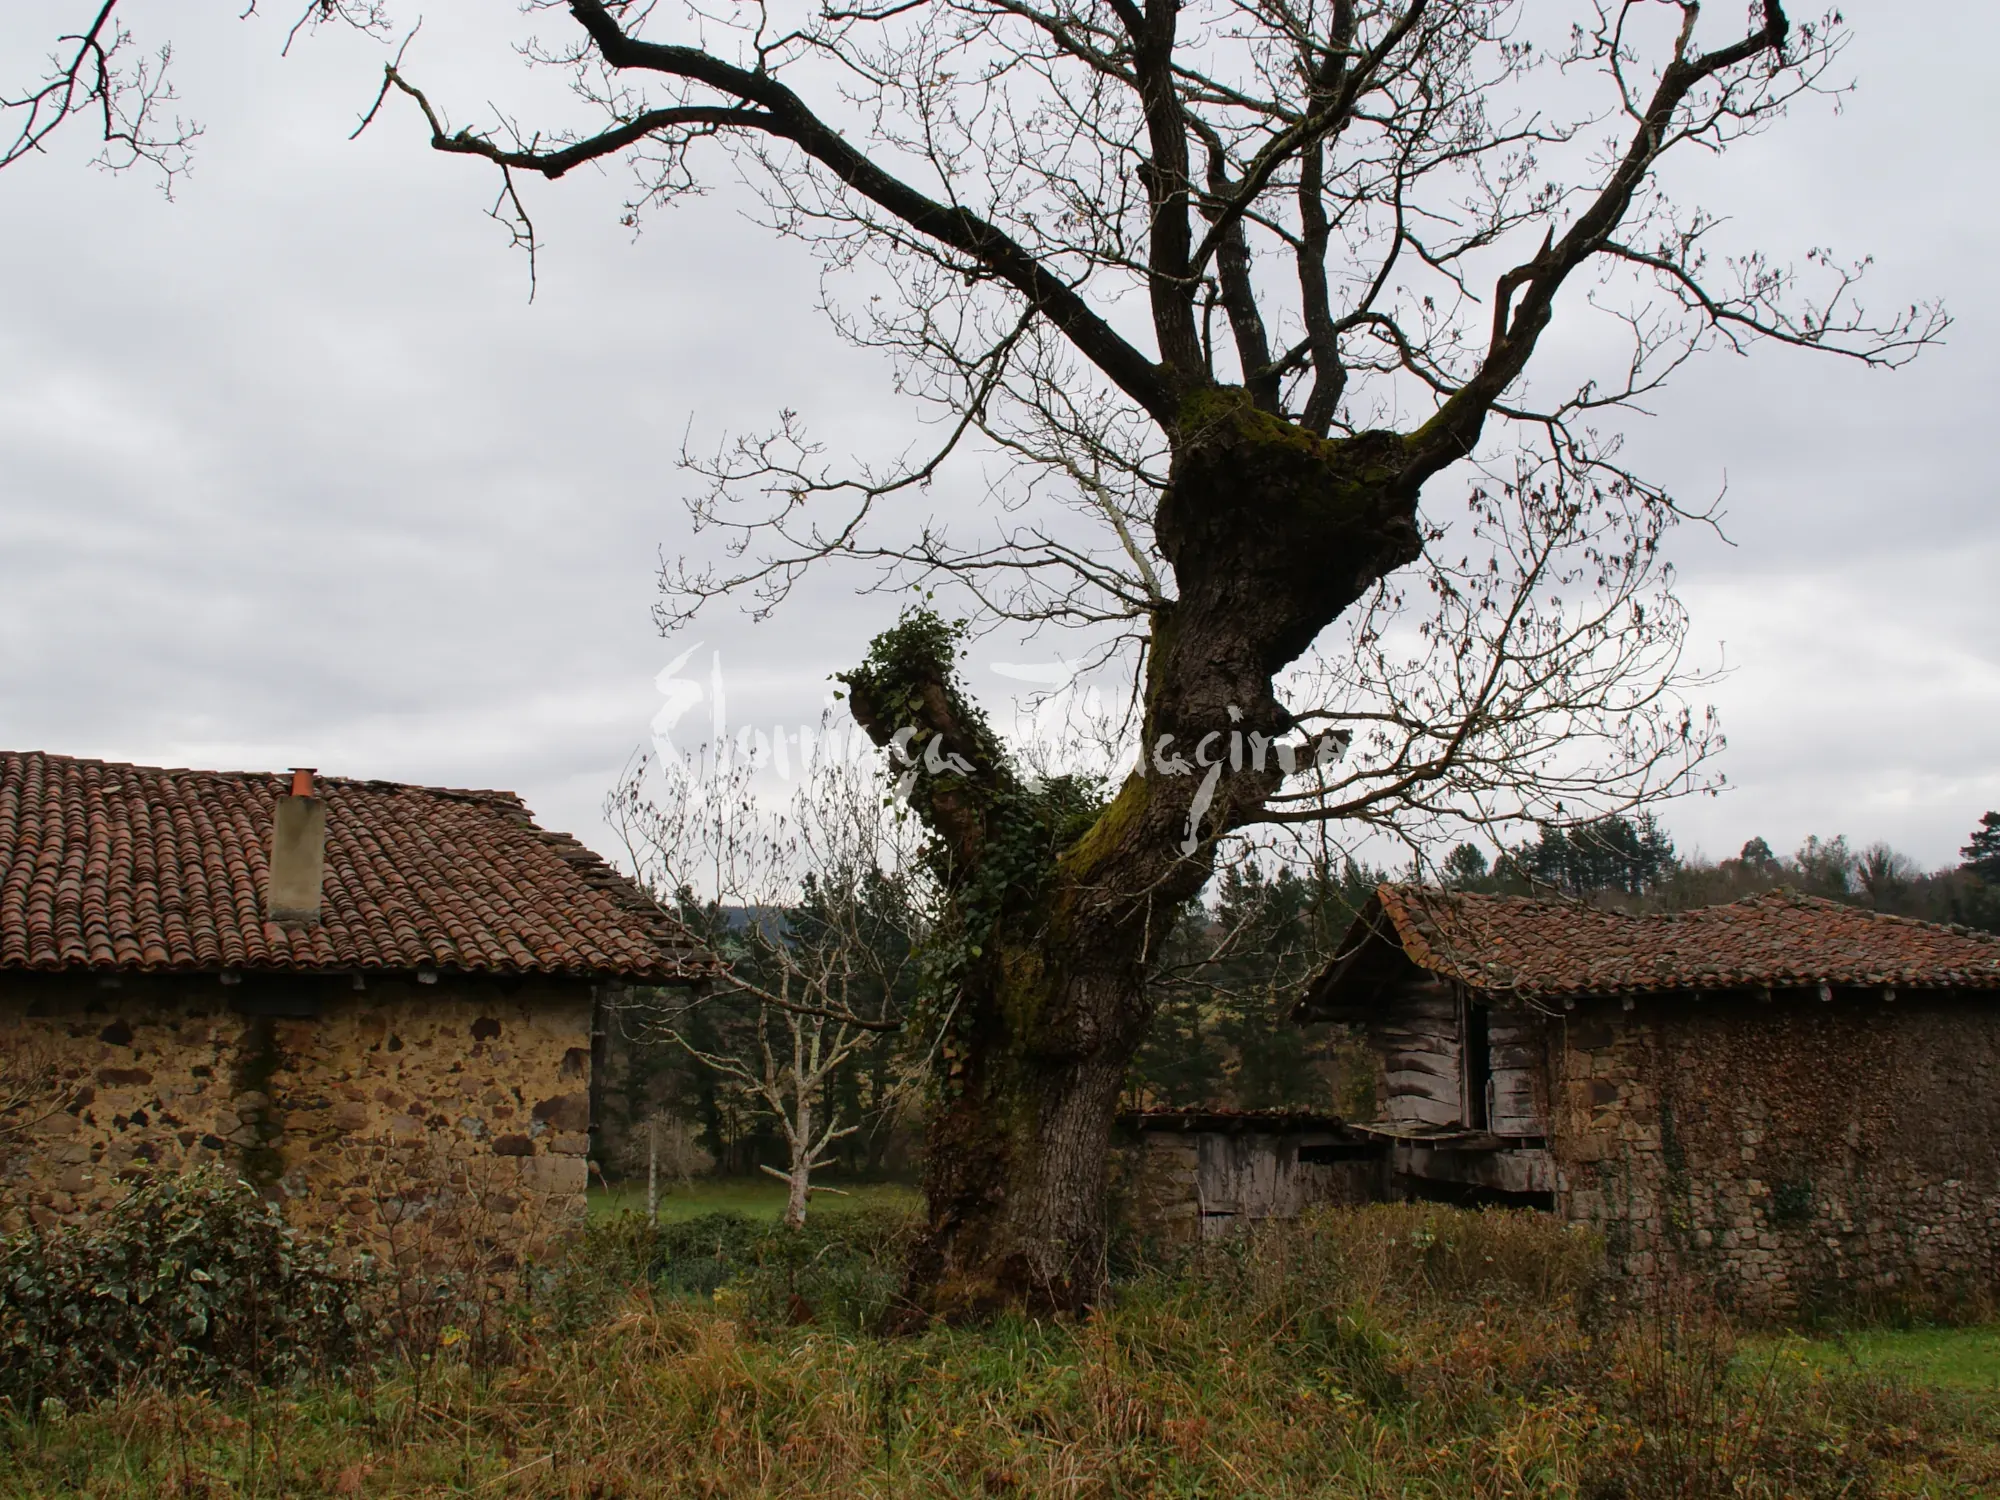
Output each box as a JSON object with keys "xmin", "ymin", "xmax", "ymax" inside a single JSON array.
[{"xmin": 266, "ymin": 766, "xmax": 326, "ymax": 925}]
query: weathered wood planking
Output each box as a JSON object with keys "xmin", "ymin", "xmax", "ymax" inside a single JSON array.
[
  {"xmin": 1371, "ymin": 977, "xmax": 1464, "ymax": 1125},
  {"xmin": 1377, "ymin": 1023, "xmax": 1460, "ymax": 1118},
  {"xmin": 1191, "ymin": 1131, "xmax": 1379, "ymax": 1236},
  {"xmin": 1366, "ymin": 981, "xmax": 1549, "ymax": 1136},
  {"xmin": 1380, "ymin": 1092, "xmax": 1461, "ymax": 1128},
  {"xmin": 1487, "ymin": 1007, "xmax": 1550, "ymax": 1136},
  {"xmin": 1382, "ymin": 1050, "xmax": 1456, "ymax": 1079}
]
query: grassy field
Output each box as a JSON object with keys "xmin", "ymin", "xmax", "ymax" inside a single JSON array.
[
  {"xmin": 589, "ymin": 1176, "xmax": 920, "ymax": 1223},
  {"xmin": 1763, "ymin": 1326, "xmax": 2000, "ymax": 1391},
  {"xmin": 5, "ymin": 1203, "xmax": 1999, "ymax": 1497}
]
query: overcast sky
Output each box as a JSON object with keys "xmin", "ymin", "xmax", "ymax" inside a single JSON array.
[{"xmin": 0, "ymin": 2, "xmax": 1994, "ymax": 873}]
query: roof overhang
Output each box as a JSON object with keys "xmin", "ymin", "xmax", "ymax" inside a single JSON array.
[{"xmin": 1292, "ymin": 891, "xmax": 1420, "ymax": 1023}]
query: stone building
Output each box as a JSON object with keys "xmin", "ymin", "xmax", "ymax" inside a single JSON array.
[
  {"xmin": 1114, "ymin": 1107, "xmax": 1381, "ymax": 1244},
  {"xmin": 0, "ymin": 750, "xmax": 715, "ymax": 1242},
  {"xmin": 1296, "ymin": 884, "xmax": 2000, "ymax": 1314}
]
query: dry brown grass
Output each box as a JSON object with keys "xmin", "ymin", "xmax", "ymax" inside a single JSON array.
[{"xmin": 3, "ymin": 1203, "xmax": 1995, "ymax": 1498}]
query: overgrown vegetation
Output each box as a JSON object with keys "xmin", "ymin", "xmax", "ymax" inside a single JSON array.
[
  {"xmin": 0, "ymin": 1167, "xmax": 367, "ymax": 1411},
  {"xmin": 3, "ymin": 1189, "xmax": 1996, "ymax": 1497},
  {"xmin": 545, "ymin": 1202, "xmax": 920, "ymax": 1337}
]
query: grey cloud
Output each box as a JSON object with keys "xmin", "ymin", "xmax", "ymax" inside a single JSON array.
[{"xmin": 0, "ymin": 1, "xmax": 1993, "ymax": 868}]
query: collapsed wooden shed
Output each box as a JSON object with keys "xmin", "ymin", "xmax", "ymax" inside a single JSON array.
[{"xmin": 1113, "ymin": 1107, "xmax": 1381, "ymax": 1243}]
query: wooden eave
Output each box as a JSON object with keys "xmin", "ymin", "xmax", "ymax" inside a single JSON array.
[{"xmin": 1350, "ymin": 1121, "xmax": 1546, "ymax": 1152}]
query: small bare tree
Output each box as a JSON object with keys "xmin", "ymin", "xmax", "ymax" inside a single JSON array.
[
  {"xmin": 642, "ymin": 1110, "xmax": 711, "ymax": 1219},
  {"xmin": 607, "ymin": 748, "xmax": 927, "ymax": 1228},
  {"xmin": 681, "ymin": 977, "xmax": 866, "ymax": 1227}
]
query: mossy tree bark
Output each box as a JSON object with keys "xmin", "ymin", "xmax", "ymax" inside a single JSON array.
[{"xmin": 843, "ymin": 396, "xmax": 1433, "ymax": 1314}]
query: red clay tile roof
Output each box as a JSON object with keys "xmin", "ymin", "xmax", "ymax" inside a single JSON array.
[
  {"xmin": 0, "ymin": 750, "xmax": 717, "ymax": 980},
  {"xmin": 1305, "ymin": 883, "xmax": 2000, "ymax": 1009}
]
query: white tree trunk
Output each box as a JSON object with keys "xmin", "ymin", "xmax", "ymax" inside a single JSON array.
[
  {"xmin": 647, "ymin": 1115, "xmax": 659, "ymax": 1222},
  {"xmin": 783, "ymin": 1094, "xmax": 812, "ymax": 1228}
]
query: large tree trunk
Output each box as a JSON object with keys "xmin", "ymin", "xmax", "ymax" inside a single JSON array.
[
  {"xmin": 904, "ymin": 946, "xmax": 1154, "ymax": 1317},
  {"xmin": 849, "ymin": 392, "xmax": 1428, "ymax": 1320}
]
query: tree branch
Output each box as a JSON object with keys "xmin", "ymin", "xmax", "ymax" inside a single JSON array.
[{"xmin": 1407, "ymin": 0, "xmax": 1800, "ymax": 478}]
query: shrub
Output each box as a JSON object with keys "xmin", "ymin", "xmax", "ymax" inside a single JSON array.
[
  {"xmin": 348, "ymin": 1144, "xmax": 561, "ymax": 1377},
  {"xmin": 1579, "ymin": 1291, "xmax": 1886, "ymax": 1500},
  {"xmin": 1118, "ymin": 1203, "xmax": 1609, "ymax": 1419},
  {"xmin": 0, "ymin": 1166, "xmax": 369, "ymax": 1408},
  {"xmin": 722, "ymin": 1202, "xmax": 918, "ymax": 1329},
  {"xmin": 1162, "ymin": 1201, "xmax": 1605, "ymax": 1318}
]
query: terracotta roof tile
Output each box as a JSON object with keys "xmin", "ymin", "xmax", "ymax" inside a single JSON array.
[
  {"xmin": 0, "ymin": 750, "xmax": 718, "ymax": 981},
  {"xmin": 1309, "ymin": 883, "xmax": 2000, "ymax": 1007}
]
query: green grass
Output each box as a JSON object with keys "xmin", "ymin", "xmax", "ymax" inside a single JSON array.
[
  {"xmin": 589, "ymin": 1175, "xmax": 920, "ymax": 1223},
  {"xmin": 1763, "ymin": 1326, "xmax": 2000, "ymax": 1390}
]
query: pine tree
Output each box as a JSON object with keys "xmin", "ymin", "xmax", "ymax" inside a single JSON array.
[
  {"xmin": 1442, "ymin": 844, "xmax": 1492, "ymax": 890},
  {"xmin": 1961, "ymin": 812, "xmax": 2000, "ymax": 883}
]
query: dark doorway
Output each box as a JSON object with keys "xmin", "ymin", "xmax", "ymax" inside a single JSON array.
[
  {"xmin": 1397, "ymin": 1173, "xmax": 1554, "ymax": 1212},
  {"xmin": 1463, "ymin": 999, "xmax": 1492, "ymax": 1130}
]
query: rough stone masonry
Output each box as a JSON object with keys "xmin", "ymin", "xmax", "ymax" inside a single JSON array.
[
  {"xmin": 1555, "ymin": 992, "xmax": 2000, "ymax": 1316},
  {"xmin": 1, "ymin": 973, "xmax": 596, "ymax": 1251}
]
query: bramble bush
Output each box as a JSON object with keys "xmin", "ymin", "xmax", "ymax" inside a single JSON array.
[{"xmin": 0, "ymin": 1166, "xmax": 369, "ymax": 1408}]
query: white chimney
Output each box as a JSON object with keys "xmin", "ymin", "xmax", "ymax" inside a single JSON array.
[{"xmin": 266, "ymin": 767, "xmax": 326, "ymax": 925}]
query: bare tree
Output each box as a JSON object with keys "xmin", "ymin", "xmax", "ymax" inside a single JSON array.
[
  {"xmin": 608, "ymin": 749, "xmax": 926, "ymax": 1228},
  {"xmin": 17, "ymin": 0, "xmax": 1945, "ymax": 1313},
  {"xmin": 0, "ymin": 4, "xmax": 386, "ymax": 188}
]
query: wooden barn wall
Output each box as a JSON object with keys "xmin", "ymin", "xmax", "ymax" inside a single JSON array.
[
  {"xmin": 1368, "ymin": 977, "xmax": 1461, "ymax": 1127},
  {"xmin": 1487, "ymin": 1006, "xmax": 1550, "ymax": 1137},
  {"xmin": 1366, "ymin": 980, "xmax": 1550, "ymax": 1138},
  {"xmin": 1113, "ymin": 1129, "xmax": 1380, "ymax": 1243}
]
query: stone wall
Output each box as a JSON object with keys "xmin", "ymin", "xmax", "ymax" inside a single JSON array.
[
  {"xmin": 0, "ymin": 972, "xmax": 594, "ymax": 1253},
  {"xmin": 1554, "ymin": 993, "xmax": 2000, "ymax": 1316}
]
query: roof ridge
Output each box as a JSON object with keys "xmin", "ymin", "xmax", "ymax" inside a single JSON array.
[
  {"xmin": 1385, "ymin": 879, "xmax": 2000, "ymax": 944},
  {"xmin": 1, "ymin": 749, "xmax": 527, "ymax": 808},
  {"xmin": 1345, "ymin": 879, "xmax": 2000, "ymax": 1004}
]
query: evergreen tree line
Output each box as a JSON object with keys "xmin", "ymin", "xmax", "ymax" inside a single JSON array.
[{"xmin": 1443, "ymin": 810, "xmax": 2000, "ymax": 932}]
